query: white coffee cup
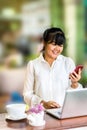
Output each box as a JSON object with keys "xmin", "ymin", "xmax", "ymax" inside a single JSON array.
[{"xmin": 6, "ymin": 103, "xmax": 26, "ymax": 118}]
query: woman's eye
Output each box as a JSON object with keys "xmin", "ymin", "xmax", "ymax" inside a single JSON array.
[
  {"xmin": 59, "ymin": 45, "xmax": 63, "ymax": 47},
  {"xmin": 51, "ymin": 42, "xmax": 56, "ymax": 45}
]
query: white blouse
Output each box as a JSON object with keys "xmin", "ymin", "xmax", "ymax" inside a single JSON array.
[{"xmin": 23, "ymin": 54, "xmax": 82, "ymax": 107}]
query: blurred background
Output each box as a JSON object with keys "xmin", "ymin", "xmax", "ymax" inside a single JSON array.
[{"xmin": 0, "ymin": 0, "xmax": 87, "ymax": 96}]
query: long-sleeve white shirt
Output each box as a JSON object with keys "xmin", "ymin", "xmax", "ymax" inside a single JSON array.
[{"xmin": 23, "ymin": 54, "xmax": 82, "ymax": 107}]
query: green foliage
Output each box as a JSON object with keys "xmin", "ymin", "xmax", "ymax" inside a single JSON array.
[
  {"xmin": 80, "ymin": 70, "xmax": 87, "ymax": 87},
  {"xmin": 8, "ymin": 60, "xmax": 18, "ymax": 68},
  {"xmin": 24, "ymin": 54, "xmax": 39, "ymax": 63}
]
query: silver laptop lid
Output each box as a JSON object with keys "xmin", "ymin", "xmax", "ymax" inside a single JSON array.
[{"xmin": 61, "ymin": 88, "xmax": 87, "ymax": 118}]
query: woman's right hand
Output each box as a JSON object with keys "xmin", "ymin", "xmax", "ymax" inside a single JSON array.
[{"xmin": 41, "ymin": 100, "xmax": 61, "ymax": 109}]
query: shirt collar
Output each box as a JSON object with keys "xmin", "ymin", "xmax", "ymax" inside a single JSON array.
[
  {"xmin": 39, "ymin": 53, "xmax": 62, "ymax": 62},
  {"xmin": 39, "ymin": 53, "xmax": 46, "ymax": 62}
]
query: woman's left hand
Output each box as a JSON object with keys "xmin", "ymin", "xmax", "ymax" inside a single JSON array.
[{"xmin": 69, "ymin": 69, "xmax": 82, "ymax": 88}]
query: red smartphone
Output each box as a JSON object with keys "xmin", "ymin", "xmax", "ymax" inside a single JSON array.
[{"xmin": 74, "ymin": 65, "xmax": 83, "ymax": 74}]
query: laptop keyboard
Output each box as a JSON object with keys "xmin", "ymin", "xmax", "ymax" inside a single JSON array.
[
  {"xmin": 52, "ymin": 108, "xmax": 62, "ymax": 112},
  {"xmin": 46, "ymin": 108, "xmax": 62, "ymax": 114}
]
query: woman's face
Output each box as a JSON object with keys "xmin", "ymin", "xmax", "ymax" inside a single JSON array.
[{"xmin": 44, "ymin": 42, "xmax": 63, "ymax": 60}]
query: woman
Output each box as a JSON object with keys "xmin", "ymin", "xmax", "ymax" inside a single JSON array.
[{"xmin": 23, "ymin": 27, "xmax": 82, "ymax": 109}]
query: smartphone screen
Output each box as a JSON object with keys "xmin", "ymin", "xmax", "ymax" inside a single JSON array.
[{"xmin": 74, "ymin": 65, "xmax": 83, "ymax": 74}]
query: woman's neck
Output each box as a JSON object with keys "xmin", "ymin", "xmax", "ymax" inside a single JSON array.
[{"xmin": 43, "ymin": 53, "xmax": 55, "ymax": 66}]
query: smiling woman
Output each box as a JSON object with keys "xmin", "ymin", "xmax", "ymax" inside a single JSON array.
[
  {"xmin": 23, "ymin": 27, "xmax": 83, "ymax": 109},
  {"xmin": 44, "ymin": 43, "xmax": 63, "ymax": 66}
]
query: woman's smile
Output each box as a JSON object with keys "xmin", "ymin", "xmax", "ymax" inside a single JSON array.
[{"xmin": 52, "ymin": 49, "xmax": 60, "ymax": 56}]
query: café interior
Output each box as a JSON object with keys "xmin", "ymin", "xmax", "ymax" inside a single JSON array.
[{"xmin": 0, "ymin": 0, "xmax": 87, "ymax": 110}]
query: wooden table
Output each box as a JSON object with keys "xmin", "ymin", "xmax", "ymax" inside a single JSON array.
[
  {"xmin": 1, "ymin": 112, "xmax": 87, "ymax": 130},
  {"xmin": 1, "ymin": 95, "xmax": 87, "ymax": 130}
]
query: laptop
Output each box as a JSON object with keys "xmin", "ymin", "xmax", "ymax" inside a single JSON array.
[{"xmin": 46, "ymin": 88, "xmax": 87, "ymax": 119}]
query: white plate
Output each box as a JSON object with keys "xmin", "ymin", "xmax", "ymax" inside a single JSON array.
[
  {"xmin": 5, "ymin": 113, "xmax": 27, "ymax": 121},
  {"xmin": 29, "ymin": 120, "xmax": 46, "ymax": 126}
]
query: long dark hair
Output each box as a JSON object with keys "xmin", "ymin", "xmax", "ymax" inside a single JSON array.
[{"xmin": 42, "ymin": 27, "xmax": 66, "ymax": 51}]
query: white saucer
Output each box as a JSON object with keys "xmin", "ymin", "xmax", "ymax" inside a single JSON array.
[
  {"xmin": 29, "ymin": 120, "xmax": 46, "ymax": 126},
  {"xmin": 5, "ymin": 113, "xmax": 27, "ymax": 121}
]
